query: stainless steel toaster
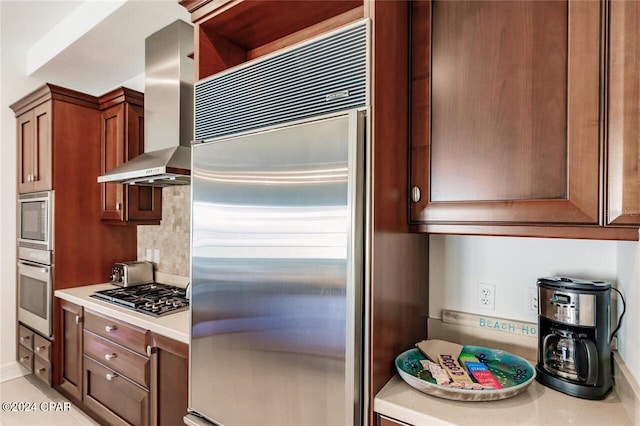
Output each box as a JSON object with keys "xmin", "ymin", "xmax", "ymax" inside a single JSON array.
[{"xmin": 110, "ymin": 261, "xmax": 154, "ymax": 286}]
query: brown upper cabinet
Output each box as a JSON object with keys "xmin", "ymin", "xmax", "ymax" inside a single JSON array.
[
  {"xmin": 410, "ymin": 1, "xmax": 638, "ymax": 240},
  {"xmin": 98, "ymin": 87, "xmax": 162, "ymax": 225},
  {"xmin": 179, "ymin": 0, "xmax": 364, "ymax": 80},
  {"xmin": 607, "ymin": 0, "xmax": 640, "ymax": 226},
  {"xmin": 12, "ymin": 86, "xmax": 98, "ymax": 194},
  {"xmin": 16, "ymin": 101, "xmax": 52, "ymax": 193},
  {"xmin": 11, "ymin": 84, "xmax": 137, "ymax": 280}
]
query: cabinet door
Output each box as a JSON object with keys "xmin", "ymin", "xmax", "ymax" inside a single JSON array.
[
  {"xmin": 125, "ymin": 103, "xmax": 162, "ymax": 222},
  {"xmin": 17, "ymin": 110, "xmax": 35, "ymax": 193},
  {"xmin": 378, "ymin": 414, "xmax": 410, "ymax": 426},
  {"xmin": 83, "ymin": 356, "xmax": 150, "ymax": 426},
  {"xmin": 410, "ymin": 1, "xmax": 601, "ymax": 225},
  {"xmin": 55, "ymin": 299, "xmax": 83, "ymax": 405},
  {"xmin": 101, "ymin": 103, "xmax": 126, "ymax": 221},
  {"xmin": 149, "ymin": 334, "xmax": 188, "ymax": 426},
  {"xmin": 607, "ymin": 0, "xmax": 640, "ymax": 225},
  {"xmin": 100, "ymin": 101, "xmax": 162, "ymax": 223},
  {"xmin": 16, "ymin": 102, "xmax": 52, "ymax": 193}
]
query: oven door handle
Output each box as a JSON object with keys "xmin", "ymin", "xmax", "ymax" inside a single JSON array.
[
  {"xmin": 18, "ymin": 260, "xmax": 50, "ymax": 274},
  {"xmin": 19, "ymin": 259, "xmax": 49, "ymax": 268}
]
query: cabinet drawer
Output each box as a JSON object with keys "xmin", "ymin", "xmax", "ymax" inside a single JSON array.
[
  {"xmin": 33, "ymin": 334, "xmax": 52, "ymax": 363},
  {"xmin": 83, "ymin": 356, "xmax": 149, "ymax": 426},
  {"xmin": 19, "ymin": 325, "xmax": 33, "ymax": 350},
  {"xmin": 18, "ymin": 345, "xmax": 33, "ymax": 372},
  {"xmin": 84, "ymin": 310, "xmax": 149, "ymax": 355},
  {"xmin": 33, "ymin": 357, "xmax": 52, "ymax": 386},
  {"xmin": 84, "ymin": 330, "xmax": 149, "ymax": 388}
]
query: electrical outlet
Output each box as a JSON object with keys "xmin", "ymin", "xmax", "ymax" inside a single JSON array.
[
  {"xmin": 153, "ymin": 248, "xmax": 160, "ymax": 264},
  {"xmin": 477, "ymin": 283, "xmax": 495, "ymax": 310},
  {"xmin": 145, "ymin": 248, "xmax": 153, "ymax": 262},
  {"xmin": 526, "ymin": 287, "xmax": 538, "ymax": 313}
]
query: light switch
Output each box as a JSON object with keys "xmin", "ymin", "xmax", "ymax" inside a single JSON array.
[{"xmin": 145, "ymin": 248, "xmax": 152, "ymax": 262}]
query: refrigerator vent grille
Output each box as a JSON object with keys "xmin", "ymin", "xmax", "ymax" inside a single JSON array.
[{"xmin": 194, "ymin": 21, "xmax": 367, "ymax": 141}]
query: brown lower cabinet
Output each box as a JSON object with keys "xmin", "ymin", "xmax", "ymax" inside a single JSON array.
[
  {"xmin": 150, "ymin": 334, "xmax": 189, "ymax": 426},
  {"xmin": 18, "ymin": 324, "xmax": 53, "ymax": 386},
  {"xmin": 57, "ymin": 300, "xmax": 84, "ymax": 405},
  {"xmin": 84, "ymin": 356, "xmax": 150, "ymax": 426},
  {"xmin": 378, "ymin": 414, "xmax": 410, "ymax": 426},
  {"xmin": 54, "ymin": 299, "xmax": 188, "ymax": 426}
]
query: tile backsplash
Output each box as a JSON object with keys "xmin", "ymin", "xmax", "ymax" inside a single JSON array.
[{"xmin": 137, "ymin": 186, "xmax": 190, "ymax": 277}]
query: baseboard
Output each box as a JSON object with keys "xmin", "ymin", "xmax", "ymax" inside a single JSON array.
[
  {"xmin": 613, "ymin": 352, "xmax": 640, "ymax": 424},
  {"xmin": 0, "ymin": 361, "xmax": 29, "ymax": 383}
]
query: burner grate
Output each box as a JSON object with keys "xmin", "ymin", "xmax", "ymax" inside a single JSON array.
[{"xmin": 91, "ymin": 283, "xmax": 189, "ymax": 317}]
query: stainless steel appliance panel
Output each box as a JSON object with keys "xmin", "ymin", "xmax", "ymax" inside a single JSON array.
[
  {"xmin": 18, "ymin": 260, "xmax": 53, "ymax": 337},
  {"xmin": 18, "ymin": 191, "xmax": 53, "ymax": 251},
  {"xmin": 539, "ymin": 287, "xmax": 596, "ymax": 327},
  {"xmin": 190, "ymin": 111, "xmax": 364, "ymax": 426}
]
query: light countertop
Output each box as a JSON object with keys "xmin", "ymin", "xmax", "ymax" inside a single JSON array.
[
  {"xmin": 375, "ymin": 375, "xmax": 630, "ymax": 426},
  {"xmin": 55, "ymin": 283, "xmax": 189, "ymax": 344}
]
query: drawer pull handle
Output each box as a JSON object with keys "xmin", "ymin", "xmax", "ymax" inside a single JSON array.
[
  {"xmin": 104, "ymin": 353, "xmax": 117, "ymax": 361},
  {"xmin": 36, "ymin": 368, "xmax": 47, "ymax": 374},
  {"xmin": 105, "ymin": 325, "xmax": 117, "ymax": 333},
  {"xmin": 20, "ymin": 356, "xmax": 30, "ymax": 361},
  {"xmin": 35, "ymin": 346, "xmax": 46, "ymax": 352},
  {"xmin": 75, "ymin": 315, "xmax": 83, "ymax": 325},
  {"xmin": 106, "ymin": 373, "xmax": 118, "ymax": 381},
  {"xmin": 20, "ymin": 336, "xmax": 31, "ymax": 342}
]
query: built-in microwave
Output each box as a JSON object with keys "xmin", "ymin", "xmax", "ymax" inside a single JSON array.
[
  {"xmin": 17, "ymin": 258, "xmax": 53, "ymax": 337},
  {"xmin": 18, "ymin": 191, "xmax": 53, "ymax": 251}
]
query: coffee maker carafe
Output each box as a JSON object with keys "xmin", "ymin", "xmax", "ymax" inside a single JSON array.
[{"xmin": 536, "ymin": 277, "xmax": 612, "ymax": 399}]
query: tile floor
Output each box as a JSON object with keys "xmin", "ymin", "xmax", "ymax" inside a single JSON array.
[{"xmin": 0, "ymin": 376, "xmax": 97, "ymax": 425}]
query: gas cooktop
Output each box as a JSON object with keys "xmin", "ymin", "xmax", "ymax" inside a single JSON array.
[{"xmin": 91, "ymin": 283, "xmax": 189, "ymax": 317}]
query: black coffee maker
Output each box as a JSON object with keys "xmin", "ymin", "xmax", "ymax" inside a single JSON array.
[{"xmin": 536, "ymin": 276, "xmax": 612, "ymax": 399}]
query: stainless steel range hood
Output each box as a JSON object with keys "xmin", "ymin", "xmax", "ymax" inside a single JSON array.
[{"xmin": 98, "ymin": 20, "xmax": 194, "ymax": 187}]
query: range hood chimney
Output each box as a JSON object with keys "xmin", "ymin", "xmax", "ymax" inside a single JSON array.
[{"xmin": 98, "ymin": 20, "xmax": 194, "ymax": 187}]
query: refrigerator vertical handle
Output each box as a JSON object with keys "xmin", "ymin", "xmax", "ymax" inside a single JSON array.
[{"xmin": 345, "ymin": 109, "xmax": 366, "ymax": 426}]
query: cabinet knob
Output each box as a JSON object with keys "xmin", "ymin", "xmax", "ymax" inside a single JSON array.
[
  {"xmin": 411, "ymin": 186, "xmax": 422, "ymax": 203},
  {"xmin": 106, "ymin": 373, "xmax": 118, "ymax": 381},
  {"xmin": 105, "ymin": 325, "xmax": 117, "ymax": 333},
  {"xmin": 115, "ymin": 202, "xmax": 122, "ymax": 211},
  {"xmin": 35, "ymin": 346, "xmax": 46, "ymax": 352},
  {"xmin": 104, "ymin": 353, "xmax": 117, "ymax": 361},
  {"xmin": 75, "ymin": 315, "xmax": 83, "ymax": 325},
  {"xmin": 20, "ymin": 356, "xmax": 30, "ymax": 362},
  {"xmin": 36, "ymin": 368, "xmax": 47, "ymax": 374},
  {"xmin": 20, "ymin": 336, "xmax": 30, "ymax": 342}
]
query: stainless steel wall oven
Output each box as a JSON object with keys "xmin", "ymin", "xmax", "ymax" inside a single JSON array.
[
  {"xmin": 17, "ymin": 191, "xmax": 54, "ymax": 337},
  {"xmin": 18, "ymin": 191, "xmax": 53, "ymax": 251},
  {"xmin": 17, "ymin": 255, "xmax": 53, "ymax": 337}
]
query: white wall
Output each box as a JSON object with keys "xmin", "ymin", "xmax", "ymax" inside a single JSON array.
[
  {"xmin": 0, "ymin": 7, "xmax": 46, "ymax": 381},
  {"xmin": 430, "ymin": 235, "xmax": 638, "ymax": 384},
  {"xmin": 616, "ymin": 241, "xmax": 640, "ymax": 383}
]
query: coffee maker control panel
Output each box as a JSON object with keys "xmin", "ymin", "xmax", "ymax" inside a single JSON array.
[{"xmin": 540, "ymin": 287, "xmax": 596, "ymax": 327}]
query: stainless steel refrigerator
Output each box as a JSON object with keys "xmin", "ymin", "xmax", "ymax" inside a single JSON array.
[{"xmin": 187, "ymin": 110, "xmax": 366, "ymax": 426}]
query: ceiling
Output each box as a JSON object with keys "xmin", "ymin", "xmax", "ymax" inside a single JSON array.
[{"xmin": 2, "ymin": 0, "xmax": 190, "ymax": 96}]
